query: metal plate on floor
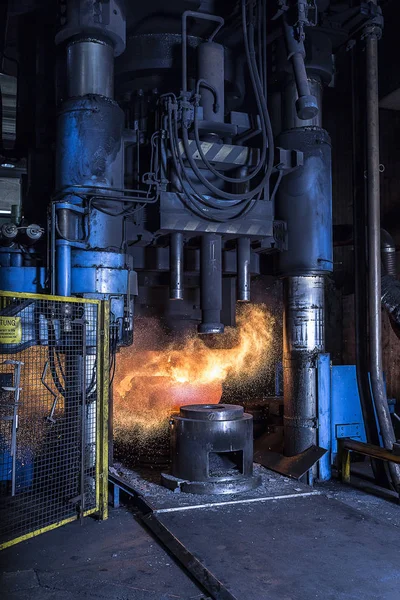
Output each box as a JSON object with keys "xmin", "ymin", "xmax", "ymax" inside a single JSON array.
[
  {"xmin": 156, "ymin": 494, "xmax": 400, "ymax": 600},
  {"xmin": 253, "ymin": 444, "xmax": 327, "ymax": 479}
]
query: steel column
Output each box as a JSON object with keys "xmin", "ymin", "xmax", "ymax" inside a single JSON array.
[
  {"xmin": 198, "ymin": 233, "xmax": 224, "ymax": 334},
  {"xmin": 365, "ymin": 12, "xmax": 400, "ymax": 490},
  {"xmin": 283, "ymin": 276, "xmax": 325, "ymax": 456}
]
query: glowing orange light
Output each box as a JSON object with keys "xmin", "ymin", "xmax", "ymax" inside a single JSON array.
[{"xmin": 113, "ymin": 304, "xmax": 274, "ymax": 447}]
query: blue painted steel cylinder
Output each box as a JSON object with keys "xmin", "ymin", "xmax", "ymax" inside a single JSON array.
[
  {"xmin": 277, "ymin": 127, "xmax": 333, "ymax": 275},
  {"xmin": 56, "ymin": 95, "xmax": 124, "ymax": 193},
  {"xmin": 56, "ymin": 241, "xmax": 72, "ymax": 297},
  {"xmin": 0, "ymin": 266, "xmax": 46, "ymax": 293},
  {"xmin": 71, "ymin": 250, "xmax": 133, "ymax": 296},
  {"xmin": 55, "ymin": 95, "xmax": 125, "ymax": 297}
]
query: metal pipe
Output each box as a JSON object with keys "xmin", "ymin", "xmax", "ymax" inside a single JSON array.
[
  {"xmin": 56, "ymin": 240, "xmax": 72, "ymax": 296},
  {"xmin": 182, "ymin": 11, "xmax": 224, "ymax": 93},
  {"xmin": 237, "ymin": 237, "xmax": 251, "ymax": 302},
  {"xmin": 198, "ymin": 233, "xmax": 224, "ymax": 334},
  {"xmin": 350, "ymin": 39, "xmax": 388, "ymax": 487},
  {"xmin": 197, "ymin": 42, "xmax": 225, "ymax": 123},
  {"xmin": 278, "ymin": 80, "xmax": 331, "ymax": 462},
  {"xmin": 292, "ymin": 53, "xmax": 310, "ymax": 97},
  {"xmin": 365, "ymin": 18, "xmax": 400, "ymax": 490},
  {"xmin": 283, "ymin": 276, "xmax": 325, "ymax": 456},
  {"xmin": 67, "ymin": 39, "xmax": 114, "ymax": 98},
  {"xmin": 282, "ymin": 18, "xmax": 318, "ymax": 121},
  {"xmin": 283, "ymin": 76, "xmax": 323, "ymax": 130},
  {"xmin": 170, "ymin": 232, "xmax": 184, "ymax": 301}
]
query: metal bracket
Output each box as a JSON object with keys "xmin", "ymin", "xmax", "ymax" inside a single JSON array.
[
  {"xmin": 41, "ymin": 361, "xmax": 59, "ymax": 424},
  {"xmin": 55, "ymin": 202, "xmax": 86, "ymax": 215},
  {"xmin": 334, "ymin": 2, "xmax": 384, "ymax": 46},
  {"xmin": 295, "ymin": 0, "xmax": 318, "ymax": 41},
  {"xmin": 393, "ymin": 442, "xmax": 400, "ymax": 457},
  {"xmin": 275, "ymin": 147, "xmax": 304, "ymax": 173},
  {"xmin": 336, "ymin": 423, "xmax": 363, "ymax": 439}
]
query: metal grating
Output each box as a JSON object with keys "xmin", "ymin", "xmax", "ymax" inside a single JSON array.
[{"xmin": 0, "ymin": 293, "xmax": 108, "ymax": 549}]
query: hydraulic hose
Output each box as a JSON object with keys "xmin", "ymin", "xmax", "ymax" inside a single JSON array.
[
  {"xmin": 167, "ymin": 104, "xmax": 258, "ymax": 221},
  {"xmin": 191, "ymin": 0, "xmax": 270, "ymax": 184},
  {"xmin": 177, "ymin": 0, "xmax": 273, "ymax": 201}
]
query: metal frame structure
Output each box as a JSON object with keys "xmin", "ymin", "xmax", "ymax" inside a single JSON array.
[
  {"xmin": 338, "ymin": 437, "xmax": 400, "ymax": 501},
  {"xmin": 0, "ymin": 291, "xmax": 109, "ymax": 550}
]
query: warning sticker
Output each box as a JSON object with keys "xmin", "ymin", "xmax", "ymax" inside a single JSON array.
[{"xmin": 0, "ymin": 316, "xmax": 22, "ymax": 344}]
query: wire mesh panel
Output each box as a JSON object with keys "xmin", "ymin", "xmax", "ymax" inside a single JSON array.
[{"xmin": 0, "ymin": 293, "xmax": 108, "ymax": 549}]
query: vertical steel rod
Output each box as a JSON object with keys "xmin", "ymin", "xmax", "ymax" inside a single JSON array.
[
  {"xmin": 198, "ymin": 233, "xmax": 224, "ymax": 334},
  {"xmin": 365, "ymin": 15, "xmax": 400, "ymax": 490},
  {"xmin": 170, "ymin": 232, "xmax": 184, "ymax": 300},
  {"xmin": 237, "ymin": 237, "xmax": 251, "ymax": 302}
]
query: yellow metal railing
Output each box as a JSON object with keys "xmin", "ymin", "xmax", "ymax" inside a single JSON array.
[{"xmin": 0, "ymin": 291, "xmax": 109, "ymax": 549}]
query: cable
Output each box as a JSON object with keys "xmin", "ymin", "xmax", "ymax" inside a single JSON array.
[
  {"xmin": 262, "ymin": 0, "xmax": 267, "ymax": 100},
  {"xmin": 195, "ymin": 79, "xmax": 220, "ymax": 113},
  {"xmin": 163, "ymin": 0, "xmax": 275, "ymax": 221},
  {"xmin": 178, "ymin": 0, "xmax": 274, "ymax": 199},
  {"xmin": 257, "ymin": 0, "xmax": 264, "ymax": 95},
  {"xmin": 171, "ymin": 105, "xmax": 250, "ymax": 208},
  {"xmin": 53, "ymin": 184, "xmax": 159, "ymax": 205},
  {"xmin": 270, "ymin": 170, "xmax": 283, "ymax": 204},
  {"xmin": 47, "ymin": 321, "xmax": 65, "ymax": 397},
  {"xmin": 245, "ymin": 0, "xmax": 274, "ymax": 176},
  {"xmin": 167, "ymin": 105, "xmax": 258, "ymax": 221}
]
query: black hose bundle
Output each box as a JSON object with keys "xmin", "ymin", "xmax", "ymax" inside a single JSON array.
[{"xmin": 166, "ymin": 0, "xmax": 274, "ymax": 221}]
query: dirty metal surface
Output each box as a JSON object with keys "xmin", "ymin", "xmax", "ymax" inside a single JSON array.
[
  {"xmin": 253, "ymin": 444, "xmax": 326, "ymax": 479},
  {"xmin": 156, "ymin": 494, "xmax": 400, "ymax": 600},
  {"xmin": 112, "ymin": 463, "xmax": 319, "ymax": 512}
]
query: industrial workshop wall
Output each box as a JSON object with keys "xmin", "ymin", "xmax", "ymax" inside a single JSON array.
[{"xmin": 0, "ymin": 292, "xmax": 109, "ymax": 549}]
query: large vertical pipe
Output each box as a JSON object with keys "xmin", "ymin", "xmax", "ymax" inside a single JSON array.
[
  {"xmin": 277, "ymin": 111, "xmax": 332, "ymax": 462},
  {"xmin": 55, "ymin": 1, "xmax": 126, "ymax": 298},
  {"xmin": 350, "ymin": 43, "xmax": 389, "ymax": 487},
  {"xmin": 55, "ymin": 0, "xmax": 127, "ymax": 472},
  {"xmin": 283, "ymin": 276, "xmax": 325, "ymax": 456},
  {"xmin": 198, "ymin": 233, "xmax": 224, "ymax": 334},
  {"xmin": 237, "ymin": 237, "xmax": 251, "ymax": 302},
  {"xmin": 365, "ymin": 16, "xmax": 400, "ymax": 490},
  {"xmin": 67, "ymin": 39, "xmax": 114, "ymax": 99},
  {"xmin": 170, "ymin": 232, "xmax": 184, "ymax": 300},
  {"xmin": 197, "ymin": 42, "xmax": 225, "ymax": 124}
]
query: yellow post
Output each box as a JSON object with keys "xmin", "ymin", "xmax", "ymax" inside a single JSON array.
[
  {"xmin": 339, "ymin": 439, "xmax": 351, "ymax": 484},
  {"xmin": 97, "ymin": 300, "xmax": 110, "ymax": 520}
]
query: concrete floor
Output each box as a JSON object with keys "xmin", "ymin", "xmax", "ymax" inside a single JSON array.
[
  {"xmin": 1, "ymin": 480, "xmax": 400, "ymax": 600},
  {"xmin": 0, "ymin": 508, "xmax": 208, "ymax": 600}
]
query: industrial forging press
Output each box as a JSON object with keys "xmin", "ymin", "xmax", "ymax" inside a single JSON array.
[{"xmin": 1, "ymin": 0, "xmax": 400, "ymax": 558}]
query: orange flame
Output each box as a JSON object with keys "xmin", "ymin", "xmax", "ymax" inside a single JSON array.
[{"xmin": 113, "ymin": 304, "xmax": 275, "ymax": 448}]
